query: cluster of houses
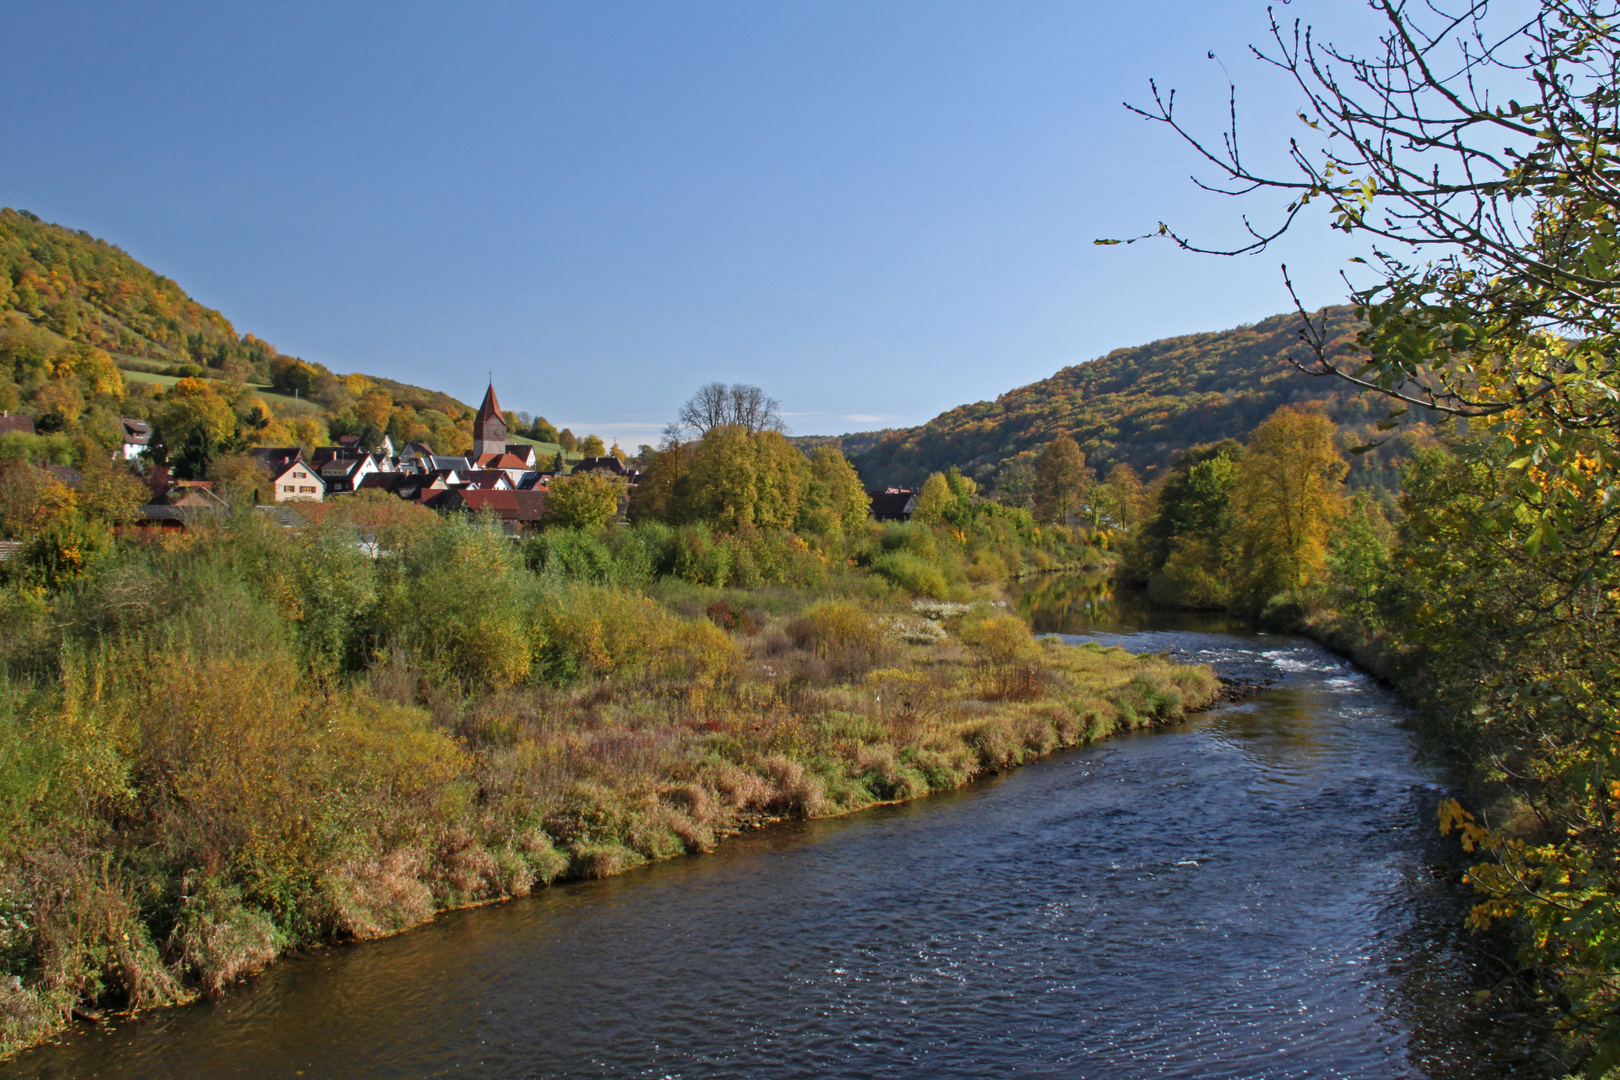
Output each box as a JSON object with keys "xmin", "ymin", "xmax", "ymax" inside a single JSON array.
[
  {"xmin": 139, "ymin": 383, "xmax": 640, "ymax": 531},
  {"xmin": 9, "ymin": 387, "xmax": 920, "ymax": 535}
]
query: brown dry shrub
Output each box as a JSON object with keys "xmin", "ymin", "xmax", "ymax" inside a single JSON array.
[
  {"xmin": 786, "ymin": 601, "xmax": 893, "ymax": 681},
  {"xmin": 434, "ymin": 831, "xmax": 502, "ymax": 902},
  {"xmin": 959, "ymin": 716, "xmax": 1021, "ymax": 770},
  {"xmin": 322, "ymin": 847, "xmax": 436, "ymax": 940},
  {"xmin": 707, "ymin": 762, "xmax": 771, "ymax": 812},
  {"xmin": 760, "ymin": 755, "xmax": 829, "ymax": 817},
  {"xmin": 169, "ymin": 879, "xmax": 282, "ymax": 997},
  {"xmin": 853, "ymin": 742, "xmax": 931, "ymax": 801},
  {"xmin": 572, "ymin": 844, "xmax": 645, "ymax": 879},
  {"xmin": 366, "ymin": 647, "xmax": 422, "ymax": 707},
  {"xmin": 0, "ymin": 975, "xmax": 62, "ymax": 1056},
  {"xmin": 1013, "ymin": 711, "xmax": 1058, "ymax": 755},
  {"xmin": 28, "ymin": 855, "xmax": 185, "ymax": 1011},
  {"xmin": 511, "ymin": 829, "xmax": 569, "ymax": 890}
]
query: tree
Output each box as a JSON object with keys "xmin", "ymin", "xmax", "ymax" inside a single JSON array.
[
  {"xmin": 545, "ymin": 472, "xmax": 621, "ymax": 532},
  {"xmin": 1032, "ymin": 436, "xmax": 1091, "ymax": 524},
  {"xmin": 1104, "ymin": 463, "xmax": 1147, "ymax": 532},
  {"xmin": 1228, "ymin": 405, "xmax": 1348, "ymax": 601},
  {"xmin": 155, "ymin": 378, "xmax": 237, "ymax": 480},
  {"xmin": 676, "ymin": 382, "xmax": 785, "ymax": 436},
  {"xmin": 0, "ymin": 461, "xmax": 76, "ymax": 539},
  {"xmin": 626, "ymin": 443, "xmax": 691, "ymax": 525},
  {"xmin": 1123, "ymin": 12, "xmax": 1620, "ymax": 1052},
  {"xmin": 993, "ymin": 457, "xmax": 1036, "ymax": 508},
  {"xmin": 73, "ymin": 456, "xmax": 148, "ymax": 526},
  {"xmin": 1124, "ymin": 440, "xmax": 1243, "ymax": 587},
  {"xmin": 684, "ymin": 427, "xmax": 760, "ymax": 528},
  {"xmin": 799, "ymin": 447, "xmax": 870, "ymax": 535},
  {"xmin": 208, "ymin": 453, "xmax": 274, "ymax": 507},
  {"xmin": 1118, "ymin": 0, "xmax": 1620, "ymax": 573},
  {"xmin": 750, "ymin": 430, "xmax": 805, "ymax": 529},
  {"xmin": 911, "ymin": 472, "xmax": 954, "ymax": 526},
  {"xmin": 557, "ymin": 428, "xmax": 577, "ymax": 453},
  {"xmin": 580, "ymin": 434, "xmax": 606, "ymax": 457}
]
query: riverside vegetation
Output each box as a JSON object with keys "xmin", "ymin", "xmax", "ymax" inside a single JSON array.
[
  {"xmin": 1101, "ymin": 2, "xmax": 1620, "ymax": 1073},
  {"xmin": 0, "ymin": 456, "xmax": 1216, "ymax": 1056}
]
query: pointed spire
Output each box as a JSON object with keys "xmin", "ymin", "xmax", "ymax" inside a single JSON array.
[{"xmin": 477, "ymin": 382, "xmax": 503, "ymax": 424}]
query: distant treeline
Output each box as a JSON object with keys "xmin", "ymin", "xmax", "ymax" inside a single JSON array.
[{"xmin": 851, "ymin": 308, "xmax": 1439, "ymax": 497}]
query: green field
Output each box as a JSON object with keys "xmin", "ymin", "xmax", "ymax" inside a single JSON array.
[
  {"xmin": 507, "ymin": 434, "xmax": 577, "ymax": 460},
  {"xmin": 119, "ymin": 367, "xmax": 186, "ymax": 388}
]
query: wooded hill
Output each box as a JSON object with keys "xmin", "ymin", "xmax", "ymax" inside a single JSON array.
[
  {"xmin": 851, "ymin": 308, "xmax": 1433, "ymax": 494},
  {"xmin": 0, "ymin": 208, "xmax": 497, "ymax": 455}
]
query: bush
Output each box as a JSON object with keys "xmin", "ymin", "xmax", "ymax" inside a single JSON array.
[
  {"xmin": 786, "ymin": 601, "xmax": 892, "ymax": 679},
  {"xmin": 525, "ymin": 528, "xmax": 619, "ymax": 584},
  {"xmin": 870, "ymin": 550, "xmax": 948, "ymax": 598},
  {"xmin": 383, "ymin": 518, "xmax": 537, "ymax": 690},
  {"xmin": 706, "ymin": 599, "xmax": 761, "ymax": 634},
  {"xmin": 532, "ymin": 581, "xmax": 678, "ymax": 684},
  {"xmin": 1147, "ymin": 537, "xmax": 1229, "ymax": 609}
]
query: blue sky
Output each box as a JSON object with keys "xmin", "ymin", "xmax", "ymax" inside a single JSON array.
[{"xmin": 2, "ymin": 1, "xmax": 1379, "ymax": 446}]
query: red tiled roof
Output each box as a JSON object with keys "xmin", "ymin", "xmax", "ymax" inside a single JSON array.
[
  {"xmin": 474, "ymin": 453, "xmax": 530, "ymax": 470},
  {"xmin": 447, "ymin": 488, "xmax": 548, "ymax": 521}
]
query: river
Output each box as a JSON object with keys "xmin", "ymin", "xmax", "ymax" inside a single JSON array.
[{"xmin": 7, "ymin": 576, "xmax": 1554, "ymax": 1078}]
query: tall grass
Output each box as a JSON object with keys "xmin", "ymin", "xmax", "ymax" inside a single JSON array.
[{"xmin": 0, "ymin": 510, "xmax": 1195, "ymax": 1055}]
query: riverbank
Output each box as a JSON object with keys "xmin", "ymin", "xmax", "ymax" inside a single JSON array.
[
  {"xmin": 7, "ymin": 587, "xmax": 1555, "ymax": 1080},
  {"xmin": 0, "ymin": 552, "xmax": 1219, "ymax": 1059}
]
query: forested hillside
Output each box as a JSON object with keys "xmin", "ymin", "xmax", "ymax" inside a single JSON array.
[
  {"xmin": 854, "ymin": 308, "xmax": 1433, "ymax": 494},
  {"xmin": 0, "ymin": 209, "xmax": 510, "ymax": 460}
]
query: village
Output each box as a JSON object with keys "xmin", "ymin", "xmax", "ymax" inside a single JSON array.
[{"xmin": 2, "ymin": 380, "xmax": 923, "ymax": 537}]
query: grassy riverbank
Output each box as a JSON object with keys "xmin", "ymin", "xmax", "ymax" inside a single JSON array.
[{"xmin": 0, "ymin": 514, "xmax": 1215, "ymax": 1058}]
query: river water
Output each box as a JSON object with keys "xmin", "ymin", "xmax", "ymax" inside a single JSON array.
[{"xmin": 9, "ymin": 577, "xmax": 1554, "ymax": 1079}]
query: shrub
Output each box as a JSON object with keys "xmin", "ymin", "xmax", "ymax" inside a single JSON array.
[
  {"xmin": 525, "ymin": 528, "xmax": 619, "ymax": 584},
  {"xmin": 532, "ymin": 581, "xmax": 678, "ymax": 684},
  {"xmin": 657, "ymin": 620, "xmax": 742, "ymax": 707},
  {"xmin": 786, "ymin": 601, "xmax": 892, "ymax": 679},
  {"xmin": 705, "ymin": 599, "xmax": 761, "ymax": 634},
  {"xmin": 961, "ymin": 613, "xmax": 1043, "ymax": 700},
  {"xmin": 383, "ymin": 518, "xmax": 537, "ymax": 690},
  {"xmin": 1147, "ymin": 537, "xmax": 1230, "ymax": 609},
  {"xmin": 870, "ymin": 551, "xmax": 948, "ymax": 598}
]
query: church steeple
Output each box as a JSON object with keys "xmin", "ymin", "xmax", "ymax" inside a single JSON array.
[{"xmin": 472, "ymin": 382, "xmax": 507, "ymax": 459}]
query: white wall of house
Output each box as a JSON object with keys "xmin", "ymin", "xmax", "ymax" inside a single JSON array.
[{"xmin": 272, "ymin": 464, "xmax": 325, "ymax": 502}]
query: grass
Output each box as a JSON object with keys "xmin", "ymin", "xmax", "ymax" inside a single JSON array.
[
  {"xmin": 0, "ymin": 515, "xmax": 1212, "ymax": 1056},
  {"xmin": 118, "ymin": 367, "xmax": 185, "ymax": 387},
  {"xmin": 508, "ymin": 435, "xmax": 591, "ymax": 461},
  {"xmin": 247, "ymin": 385, "xmax": 326, "ymax": 418}
]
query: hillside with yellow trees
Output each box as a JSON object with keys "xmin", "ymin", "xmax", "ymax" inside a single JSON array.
[
  {"xmin": 851, "ymin": 308, "xmax": 1435, "ymax": 496},
  {"xmin": 0, "ymin": 208, "xmax": 530, "ymax": 469}
]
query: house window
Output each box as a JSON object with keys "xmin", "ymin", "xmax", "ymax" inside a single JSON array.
[
  {"xmin": 282, "ymin": 485, "xmax": 295, "ymax": 493},
  {"xmin": 299, "ymin": 486, "xmax": 316, "ymax": 494},
  {"xmin": 293, "ymin": 471, "xmax": 306, "ymax": 479}
]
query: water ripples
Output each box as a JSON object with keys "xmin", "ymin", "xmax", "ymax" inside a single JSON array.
[{"xmin": 7, "ymin": 601, "xmax": 1555, "ymax": 1079}]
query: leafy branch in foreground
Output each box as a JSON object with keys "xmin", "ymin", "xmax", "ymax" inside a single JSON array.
[
  {"xmin": 1112, "ymin": 2, "xmax": 1620, "ymax": 1070},
  {"xmin": 1109, "ymin": 1, "xmax": 1620, "ymax": 560}
]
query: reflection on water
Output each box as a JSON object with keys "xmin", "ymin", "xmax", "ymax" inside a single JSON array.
[
  {"xmin": 1013, "ymin": 570, "xmax": 1252, "ymax": 637},
  {"xmin": 6, "ymin": 581, "xmax": 1559, "ymax": 1079}
]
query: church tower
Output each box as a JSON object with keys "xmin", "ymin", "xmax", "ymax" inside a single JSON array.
[{"xmin": 472, "ymin": 382, "xmax": 507, "ymax": 459}]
